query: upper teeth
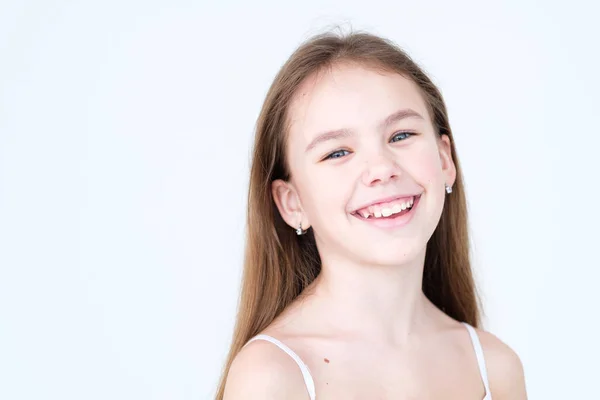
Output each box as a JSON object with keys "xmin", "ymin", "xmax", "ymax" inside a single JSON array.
[{"xmin": 357, "ymin": 197, "xmax": 415, "ymax": 219}]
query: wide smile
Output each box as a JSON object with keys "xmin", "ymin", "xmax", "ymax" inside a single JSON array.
[{"xmin": 351, "ymin": 194, "xmax": 422, "ymax": 229}]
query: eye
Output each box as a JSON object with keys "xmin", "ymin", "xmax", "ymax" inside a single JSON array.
[
  {"xmin": 323, "ymin": 149, "xmax": 351, "ymax": 160},
  {"xmin": 390, "ymin": 131, "xmax": 415, "ymax": 143}
]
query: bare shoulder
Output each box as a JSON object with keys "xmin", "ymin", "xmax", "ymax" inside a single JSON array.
[
  {"xmin": 223, "ymin": 338, "xmax": 310, "ymax": 400},
  {"xmin": 475, "ymin": 327, "xmax": 528, "ymax": 399}
]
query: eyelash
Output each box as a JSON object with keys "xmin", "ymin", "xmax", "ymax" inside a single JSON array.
[{"xmin": 323, "ymin": 131, "xmax": 416, "ymax": 160}]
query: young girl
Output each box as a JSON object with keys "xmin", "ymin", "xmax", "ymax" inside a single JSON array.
[{"xmin": 216, "ymin": 30, "xmax": 527, "ymax": 399}]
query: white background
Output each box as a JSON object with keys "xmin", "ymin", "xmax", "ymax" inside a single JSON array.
[{"xmin": 1, "ymin": 1, "xmax": 598, "ymax": 399}]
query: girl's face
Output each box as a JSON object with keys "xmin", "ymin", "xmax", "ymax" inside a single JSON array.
[{"xmin": 272, "ymin": 63, "xmax": 456, "ymax": 267}]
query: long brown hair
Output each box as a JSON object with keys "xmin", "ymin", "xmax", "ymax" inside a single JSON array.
[{"xmin": 215, "ymin": 29, "xmax": 482, "ymax": 399}]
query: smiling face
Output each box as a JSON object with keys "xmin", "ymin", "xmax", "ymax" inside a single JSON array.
[{"xmin": 272, "ymin": 62, "xmax": 456, "ymax": 267}]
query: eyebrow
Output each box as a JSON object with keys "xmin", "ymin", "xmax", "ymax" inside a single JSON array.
[{"xmin": 304, "ymin": 108, "xmax": 425, "ymax": 153}]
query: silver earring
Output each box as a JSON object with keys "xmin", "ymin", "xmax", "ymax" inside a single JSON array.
[
  {"xmin": 296, "ymin": 222, "xmax": 304, "ymax": 235},
  {"xmin": 445, "ymin": 183, "xmax": 453, "ymax": 194}
]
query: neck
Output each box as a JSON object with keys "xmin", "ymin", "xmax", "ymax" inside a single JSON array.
[{"xmin": 311, "ymin": 247, "xmax": 436, "ymax": 345}]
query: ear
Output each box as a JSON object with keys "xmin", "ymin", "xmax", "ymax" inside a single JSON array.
[
  {"xmin": 438, "ymin": 134, "xmax": 457, "ymax": 188},
  {"xmin": 271, "ymin": 179, "xmax": 311, "ymax": 231}
]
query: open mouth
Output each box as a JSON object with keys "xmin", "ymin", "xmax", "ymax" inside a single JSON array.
[{"xmin": 351, "ymin": 194, "xmax": 422, "ymax": 224}]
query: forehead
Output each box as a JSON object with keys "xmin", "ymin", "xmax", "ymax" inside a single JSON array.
[{"xmin": 287, "ymin": 63, "xmax": 431, "ymax": 142}]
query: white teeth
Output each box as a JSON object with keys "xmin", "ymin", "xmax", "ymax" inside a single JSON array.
[{"xmin": 357, "ymin": 196, "xmax": 416, "ymax": 219}]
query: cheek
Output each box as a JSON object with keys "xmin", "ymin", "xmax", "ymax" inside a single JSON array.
[
  {"xmin": 405, "ymin": 143, "xmax": 444, "ymax": 186},
  {"xmin": 298, "ymin": 167, "xmax": 352, "ymax": 219}
]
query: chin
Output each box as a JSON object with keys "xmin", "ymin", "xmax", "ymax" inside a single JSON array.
[{"xmin": 357, "ymin": 246, "xmax": 423, "ymax": 267}]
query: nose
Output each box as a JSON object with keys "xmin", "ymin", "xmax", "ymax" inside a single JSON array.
[{"xmin": 361, "ymin": 150, "xmax": 401, "ymax": 187}]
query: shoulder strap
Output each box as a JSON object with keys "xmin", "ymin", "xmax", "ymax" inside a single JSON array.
[
  {"xmin": 245, "ymin": 334, "xmax": 316, "ymax": 400},
  {"xmin": 462, "ymin": 322, "xmax": 492, "ymax": 398}
]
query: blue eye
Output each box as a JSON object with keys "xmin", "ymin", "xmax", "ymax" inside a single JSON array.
[
  {"xmin": 324, "ymin": 149, "xmax": 350, "ymax": 160},
  {"xmin": 390, "ymin": 131, "xmax": 414, "ymax": 142}
]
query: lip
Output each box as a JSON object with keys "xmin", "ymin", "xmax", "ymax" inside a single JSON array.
[
  {"xmin": 351, "ymin": 193, "xmax": 422, "ymax": 213},
  {"xmin": 351, "ymin": 193, "xmax": 422, "ymax": 229}
]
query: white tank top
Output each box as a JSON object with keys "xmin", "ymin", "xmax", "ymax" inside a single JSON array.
[{"xmin": 245, "ymin": 322, "xmax": 492, "ymax": 400}]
